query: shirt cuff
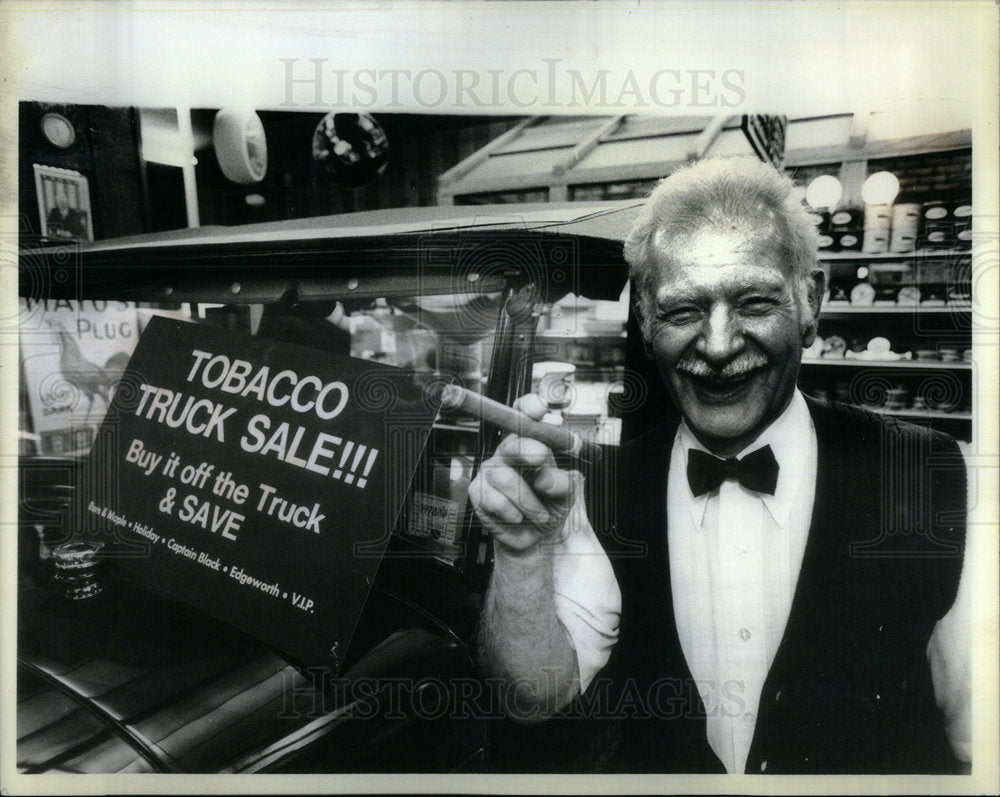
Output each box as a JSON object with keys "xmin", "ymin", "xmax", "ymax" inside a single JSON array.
[{"xmin": 551, "ymin": 493, "xmax": 621, "ymax": 694}]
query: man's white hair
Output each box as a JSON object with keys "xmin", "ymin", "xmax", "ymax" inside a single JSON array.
[{"xmin": 624, "ymin": 157, "xmax": 820, "ymax": 339}]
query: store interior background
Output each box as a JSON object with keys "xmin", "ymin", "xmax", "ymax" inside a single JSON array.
[{"xmin": 18, "ymin": 105, "xmax": 975, "ymax": 452}]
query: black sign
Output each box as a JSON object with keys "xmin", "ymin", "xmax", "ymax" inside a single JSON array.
[
  {"xmin": 741, "ymin": 114, "xmax": 788, "ymax": 168},
  {"xmin": 81, "ymin": 317, "xmax": 436, "ymax": 669}
]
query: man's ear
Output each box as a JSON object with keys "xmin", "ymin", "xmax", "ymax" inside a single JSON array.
[
  {"xmin": 800, "ymin": 267, "xmax": 827, "ymax": 348},
  {"xmin": 631, "ymin": 298, "xmax": 656, "ymax": 360}
]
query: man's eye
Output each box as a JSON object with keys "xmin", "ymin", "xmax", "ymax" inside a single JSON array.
[
  {"xmin": 657, "ymin": 308, "xmax": 700, "ymax": 324},
  {"xmin": 741, "ymin": 297, "xmax": 777, "ymax": 313}
]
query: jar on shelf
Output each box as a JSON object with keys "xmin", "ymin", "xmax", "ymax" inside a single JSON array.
[{"xmin": 52, "ymin": 541, "xmax": 106, "ymax": 601}]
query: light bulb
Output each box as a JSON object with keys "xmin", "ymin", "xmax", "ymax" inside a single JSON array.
[
  {"xmin": 862, "ymin": 171, "xmax": 900, "ymax": 205},
  {"xmin": 805, "ymin": 175, "xmax": 843, "ymax": 210}
]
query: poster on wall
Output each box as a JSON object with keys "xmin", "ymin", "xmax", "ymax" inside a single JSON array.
[
  {"xmin": 18, "ymin": 298, "xmax": 139, "ymax": 454},
  {"xmin": 33, "ymin": 163, "xmax": 95, "ymax": 242},
  {"xmin": 79, "ymin": 316, "xmax": 436, "ymax": 669},
  {"xmin": 18, "ymin": 299, "xmax": 191, "ymax": 455}
]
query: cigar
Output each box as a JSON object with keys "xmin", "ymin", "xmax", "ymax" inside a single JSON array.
[{"xmin": 438, "ymin": 384, "xmax": 600, "ymax": 463}]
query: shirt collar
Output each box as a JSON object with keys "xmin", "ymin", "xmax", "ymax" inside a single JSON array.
[{"xmin": 676, "ymin": 390, "xmax": 812, "ymax": 529}]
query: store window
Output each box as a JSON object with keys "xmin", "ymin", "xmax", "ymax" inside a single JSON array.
[
  {"xmin": 569, "ymin": 179, "xmax": 658, "ymax": 201},
  {"xmin": 453, "ymin": 188, "xmax": 549, "ymax": 205}
]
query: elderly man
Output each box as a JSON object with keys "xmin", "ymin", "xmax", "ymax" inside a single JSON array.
[
  {"xmin": 46, "ymin": 183, "xmax": 88, "ymax": 240},
  {"xmin": 470, "ymin": 157, "xmax": 969, "ymax": 774}
]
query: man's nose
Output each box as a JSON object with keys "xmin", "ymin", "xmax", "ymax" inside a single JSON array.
[{"xmin": 697, "ymin": 305, "xmax": 744, "ymax": 363}]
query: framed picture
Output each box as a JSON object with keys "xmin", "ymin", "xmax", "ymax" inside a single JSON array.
[{"xmin": 33, "ymin": 163, "xmax": 94, "ymax": 242}]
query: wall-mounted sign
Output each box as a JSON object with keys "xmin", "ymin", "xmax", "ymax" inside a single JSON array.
[
  {"xmin": 19, "ymin": 300, "xmax": 191, "ymax": 455},
  {"xmin": 78, "ymin": 317, "xmax": 436, "ymax": 669}
]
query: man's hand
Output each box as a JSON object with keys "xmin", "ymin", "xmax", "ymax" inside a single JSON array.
[
  {"xmin": 468, "ymin": 393, "xmax": 581, "ymax": 555},
  {"xmin": 471, "ymin": 393, "xmax": 584, "ymax": 720}
]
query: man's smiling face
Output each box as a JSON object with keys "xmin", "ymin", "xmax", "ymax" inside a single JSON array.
[{"xmin": 644, "ymin": 224, "xmax": 823, "ymax": 456}]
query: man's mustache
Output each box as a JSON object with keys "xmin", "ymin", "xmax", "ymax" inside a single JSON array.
[{"xmin": 675, "ymin": 351, "xmax": 768, "ymax": 380}]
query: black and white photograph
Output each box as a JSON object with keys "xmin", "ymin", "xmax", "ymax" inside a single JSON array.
[
  {"xmin": 1, "ymin": 2, "xmax": 998, "ymax": 794},
  {"xmin": 33, "ymin": 164, "xmax": 94, "ymax": 242}
]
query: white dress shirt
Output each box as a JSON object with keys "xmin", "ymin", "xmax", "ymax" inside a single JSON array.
[
  {"xmin": 667, "ymin": 390, "xmax": 814, "ymax": 774},
  {"xmin": 552, "ymin": 389, "xmax": 971, "ymax": 770}
]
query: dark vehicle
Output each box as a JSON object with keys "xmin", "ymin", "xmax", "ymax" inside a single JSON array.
[{"xmin": 16, "ymin": 201, "xmax": 642, "ymax": 774}]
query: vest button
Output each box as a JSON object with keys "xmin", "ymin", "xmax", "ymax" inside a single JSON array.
[
  {"xmin": 774, "ymin": 689, "xmax": 782, "ymax": 702},
  {"xmin": 760, "ymin": 759, "xmax": 768, "ymax": 772}
]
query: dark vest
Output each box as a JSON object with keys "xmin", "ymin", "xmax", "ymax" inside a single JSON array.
[{"xmin": 591, "ymin": 399, "xmax": 967, "ymax": 774}]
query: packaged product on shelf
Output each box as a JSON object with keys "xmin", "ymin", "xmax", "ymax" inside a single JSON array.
[
  {"xmin": 844, "ymin": 337, "xmax": 912, "ymax": 362},
  {"xmin": 862, "ymin": 204, "xmax": 891, "ymax": 253},
  {"xmin": 826, "ymin": 285, "xmax": 851, "ymax": 305},
  {"xmin": 916, "ymin": 260, "xmax": 950, "ymax": 305},
  {"xmin": 890, "ymin": 203, "xmax": 921, "ymax": 252},
  {"xmin": 869, "ymin": 262, "xmax": 913, "ymax": 305},
  {"xmin": 849, "ymin": 281, "xmax": 876, "ymax": 306},
  {"xmin": 829, "ymin": 207, "xmax": 863, "ymax": 251},
  {"xmin": 953, "ymin": 200, "xmax": 973, "ymax": 248},
  {"xmin": 919, "ymin": 199, "xmax": 955, "ymax": 249},
  {"xmin": 815, "ymin": 211, "xmax": 836, "ymax": 251},
  {"xmin": 821, "ymin": 335, "xmax": 847, "ymax": 358}
]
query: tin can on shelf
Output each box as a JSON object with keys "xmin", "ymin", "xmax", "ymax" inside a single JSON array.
[
  {"xmin": 814, "ymin": 211, "xmax": 835, "ymax": 251},
  {"xmin": 920, "ymin": 200, "xmax": 954, "ymax": 249},
  {"xmin": 830, "ymin": 208, "xmax": 863, "ymax": 252},
  {"xmin": 862, "ymin": 204, "xmax": 891, "ymax": 253},
  {"xmin": 890, "ymin": 203, "xmax": 921, "ymax": 252},
  {"xmin": 953, "ymin": 200, "xmax": 973, "ymax": 248}
]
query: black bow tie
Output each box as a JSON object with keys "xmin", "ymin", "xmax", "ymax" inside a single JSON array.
[{"xmin": 686, "ymin": 445, "xmax": 779, "ymax": 497}]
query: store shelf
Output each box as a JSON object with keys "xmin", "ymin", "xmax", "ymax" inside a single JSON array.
[
  {"xmin": 819, "ymin": 249, "xmax": 968, "ymax": 261},
  {"xmin": 802, "ymin": 359, "xmax": 971, "ymax": 370}
]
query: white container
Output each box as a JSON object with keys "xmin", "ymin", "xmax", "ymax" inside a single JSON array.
[
  {"xmin": 862, "ymin": 204, "xmax": 891, "ymax": 253},
  {"xmin": 890, "ymin": 203, "xmax": 921, "ymax": 252},
  {"xmin": 531, "ymin": 361, "xmax": 576, "ymax": 410}
]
